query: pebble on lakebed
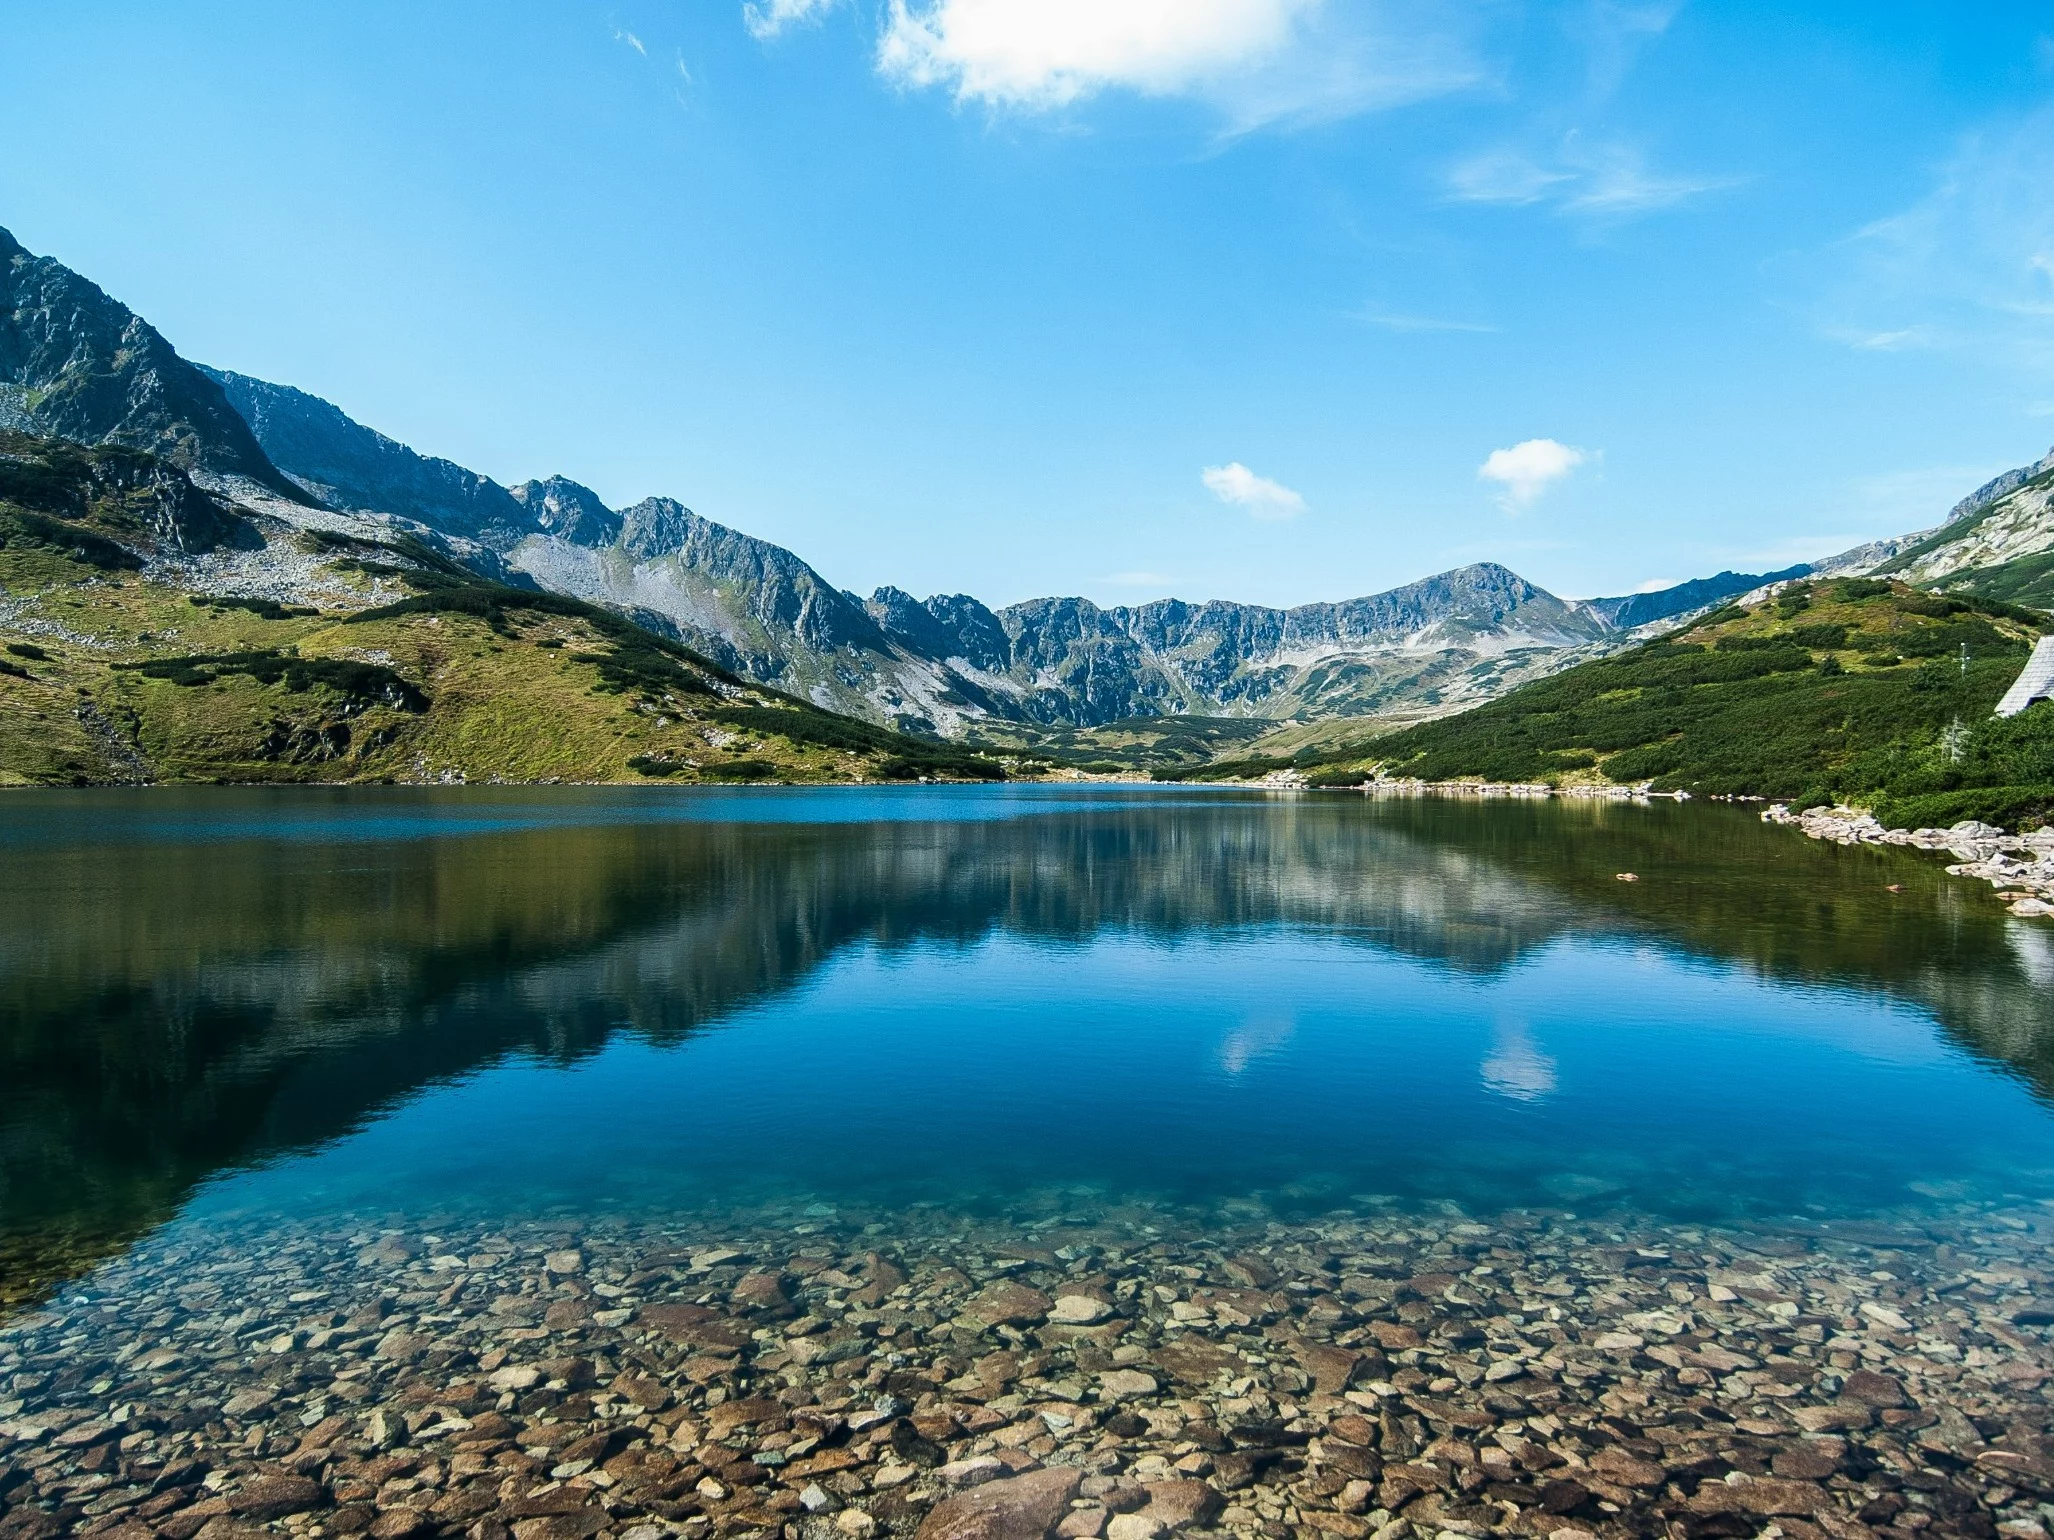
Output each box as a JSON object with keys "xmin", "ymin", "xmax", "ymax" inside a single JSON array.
[{"xmin": 3, "ymin": 1195, "xmax": 2052, "ymax": 1540}]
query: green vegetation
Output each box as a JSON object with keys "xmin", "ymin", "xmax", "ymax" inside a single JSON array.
[
  {"xmin": 1937, "ymin": 550, "xmax": 2054, "ymax": 611},
  {"xmin": 190, "ymin": 594, "xmax": 320, "ymax": 621},
  {"xmin": 115, "ymin": 649, "xmax": 430, "ymax": 712},
  {"xmin": 963, "ymin": 714, "xmax": 1273, "ymax": 775},
  {"xmin": 1878, "ymin": 466, "xmax": 2054, "ymax": 577},
  {"xmin": 0, "ymin": 440, "xmax": 1006, "ymax": 787},
  {"xmin": 1184, "ymin": 579, "xmax": 2054, "ymax": 828}
]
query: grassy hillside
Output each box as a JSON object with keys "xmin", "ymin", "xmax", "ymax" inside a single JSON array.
[
  {"xmin": 1170, "ymin": 577, "xmax": 2054, "ymax": 828},
  {"xmin": 0, "ymin": 435, "xmax": 1005, "ymax": 786},
  {"xmin": 1935, "ymin": 548, "xmax": 2054, "ymax": 610}
]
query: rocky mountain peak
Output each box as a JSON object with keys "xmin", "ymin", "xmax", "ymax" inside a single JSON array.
[
  {"xmin": 1946, "ymin": 445, "xmax": 2054, "ymax": 526},
  {"xmin": 0, "ymin": 227, "xmax": 306, "ymax": 500},
  {"xmin": 510, "ymin": 475, "xmax": 619, "ymax": 545}
]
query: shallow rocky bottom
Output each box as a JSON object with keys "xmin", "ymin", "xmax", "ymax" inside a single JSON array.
[{"xmin": 3, "ymin": 1192, "xmax": 2052, "ymax": 1540}]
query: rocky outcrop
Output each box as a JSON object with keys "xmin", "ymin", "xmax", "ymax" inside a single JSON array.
[
  {"xmin": 0, "ymin": 228, "xmax": 306, "ymax": 499},
  {"xmin": 510, "ymin": 474, "xmax": 619, "ymax": 545},
  {"xmin": 0, "ymin": 429, "xmax": 257, "ymax": 557},
  {"xmin": 205, "ymin": 365, "xmax": 531, "ymax": 536}
]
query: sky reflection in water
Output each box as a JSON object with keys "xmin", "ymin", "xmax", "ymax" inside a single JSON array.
[{"xmin": 5, "ymin": 785, "xmax": 2054, "ymax": 1301}]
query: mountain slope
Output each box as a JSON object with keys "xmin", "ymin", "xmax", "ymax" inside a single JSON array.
[
  {"xmin": 203, "ymin": 366, "xmax": 532, "ymax": 537},
  {"xmin": 1578, "ymin": 564, "xmax": 1812, "ymax": 630},
  {"xmin": 0, "ymin": 432, "xmax": 1005, "ymax": 786},
  {"xmin": 1276, "ymin": 576, "xmax": 2053, "ymax": 828},
  {"xmin": 33, "ymin": 221, "xmax": 2007, "ymax": 745},
  {"xmin": 0, "ymin": 228, "xmax": 305, "ymax": 501}
]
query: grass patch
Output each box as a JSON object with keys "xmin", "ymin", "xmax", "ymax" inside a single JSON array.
[
  {"xmin": 0, "ymin": 510, "xmax": 141, "ymax": 571},
  {"xmin": 189, "ymin": 595, "xmax": 319, "ymax": 621},
  {"xmin": 116, "ymin": 650, "xmax": 430, "ymax": 712}
]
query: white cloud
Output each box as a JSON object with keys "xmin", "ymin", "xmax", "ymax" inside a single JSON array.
[
  {"xmin": 1449, "ymin": 138, "xmax": 1737, "ymax": 219},
  {"xmin": 745, "ymin": 0, "xmax": 839, "ymax": 41},
  {"xmin": 614, "ymin": 27, "xmax": 647, "ymax": 55},
  {"xmin": 1202, "ymin": 461, "xmax": 1305, "ymax": 520},
  {"xmin": 871, "ymin": 0, "xmax": 1483, "ymax": 129},
  {"xmin": 1477, "ymin": 438, "xmax": 1590, "ymax": 511}
]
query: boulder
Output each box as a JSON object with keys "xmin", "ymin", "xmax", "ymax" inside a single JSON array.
[{"xmin": 915, "ymin": 1466, "xmax": 1083, "ymax": 1540}]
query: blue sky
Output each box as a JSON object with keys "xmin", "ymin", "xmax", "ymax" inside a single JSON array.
[{"xmin": 5, "ymin": 2, "xmax": 2054, "ymax": 608}]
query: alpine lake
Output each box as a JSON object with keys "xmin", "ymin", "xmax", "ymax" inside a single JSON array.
[{"xmin": 3, "ymin": 785, "xmax": 2053, "ymax": 1540}]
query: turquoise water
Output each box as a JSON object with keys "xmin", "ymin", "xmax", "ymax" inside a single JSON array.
[{"xmin": 4, "ymin": 784, "xmax": 2053, "ymax": 1299}]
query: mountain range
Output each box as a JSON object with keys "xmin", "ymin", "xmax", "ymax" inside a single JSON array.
[{"xmin": 5, "ymin": 221, "xmax": 2049, "ymax": 743}]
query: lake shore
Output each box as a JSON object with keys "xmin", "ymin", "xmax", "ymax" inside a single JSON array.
[
  {"xmin": 3, "ymin": 1194, "xmax": 2049, "ymax": 1540},
  {"xmin": 1761, "ymin": 805, "xmax": 2054, "ymax": 918}
]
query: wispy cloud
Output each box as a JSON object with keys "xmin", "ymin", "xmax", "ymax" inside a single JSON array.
[
  {"xmin": 614, "ymin": 27, "xmax": 647, "ymax": 55},
  {"xmin": 1812, "ymin": 105, "xmax": 2054, "ymax": 375},
  {"xmin": 1203, "ymin": 461, "xmax": 1305, "ymax": 520},
  {"xmin": 1449, "ymin": 137, "xmax": 1738, "ymax": 219},
  {"xmin": 1350, "ymin": 307, "xmax": 1499, "ymax": 334},
  {"xmin": 1478, "ymin": 438, "xmax": 1591, "ymax": 511},
  {"xmin": 744, "ymin": 0, "xmax": 839, "ymax": 41}
]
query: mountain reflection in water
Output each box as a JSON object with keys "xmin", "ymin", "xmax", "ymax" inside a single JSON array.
[{"xmin": 2, "ymin": 784, "xmax": 2051, "ymax": 1309}]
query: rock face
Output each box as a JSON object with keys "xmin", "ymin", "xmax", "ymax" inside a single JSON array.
[
  {"xmin": 0, "ymin": 225, "xmax": 1836, "ymax": 735},
  {"xmin": 1815, "ymin": 442, "xmax": 2054, "ymax": 604},
  {"xmin": 0, "ymin": 428, "xmax": 257, "ymax": 557},
  {"xmin": 0, "ymin": 227, "xmax": 303, "ymax": 499},
  {"xmin": 205, "ymin": 366, "xmax": 531, "ymax": 536},
  {"xmin": 510, "ymin": 474, "xmax": 620, "ymax": 545}
]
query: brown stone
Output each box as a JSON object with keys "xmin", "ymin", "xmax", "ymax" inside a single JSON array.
[
  {"xmin": 1772, "ymin": 1442, "xmax": 1844, "ymax": 1481},
  {"xmin": 1841, "ymin": 1369, "xmax": 1905, "ymax": 1407},
  {"xmin": 508, "ymin": 1513, "xmax": 610, "ymax": 1540},
  {"xmin": 611, "ymin": 1371, "xmax": 670, "ymax": 1410},
  {"xmin": 1687, "ymin": 1477, "xmax": 1830, "ymax": 1517},
  {"xmin": 1152, "ymin": 1339, "xmax": 1243, "ymax": 1385},
  {"xmin": 1321, "ymin": 1440, "xmax": 1379, "ymax": 1479},
  {"xmin": 1587, "ymin": 1447, "xmax": 1664, "ymax": 1488},
  {"xmin": 542, "ymin": 1300, "xmax": 591, "ymax": 1331},
  {"xmin": 1296, "ymin": 1345, "xmax": 1366, "ymax": 1396},
  {"xmin": 227, "ymin": 1475, "xmax": 328, "ymax": 1520},
  {"xmin": 367, "ymin": 1512, "xmax": 432, "ymax": 1540},
  {"xmin": 1223, "ymin": 1255, "xmax": 1278, "ymax": 1289},
  {"xmin": 538, "ymin": 1355, "xmax": 598, "ymax": 1388},
  {"xmin": 915, "ymin": 1466, "xmax": 1083, "ymax": 1540},
  {"xmin": 965, "ymin": 1281, "xmax": 1053, "ymax": 1329},
  {"xmin": 1791, "ymin": 1401, "xmax": 1873, "ymax": 1433},
  {"xmin": 707, "ymin": 1395, "xmax": 785, "ymax": 1434},
  {"xmin": 1141, "ymin": 1480, "xmax": 1223, "ymax": 1527},
  {"xmin": 733, "ymin": 1272, "xmax": 792, "ymax": 1311},
  {"xmin": 1328, "ymin": 1415, "xmax": 1377, "ymax": 1446}
]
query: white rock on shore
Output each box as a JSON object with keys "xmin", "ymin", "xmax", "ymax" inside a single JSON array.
[{"xmin": 1762, "ymin": 805, "xmax": 2054, "ymax": 917}]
